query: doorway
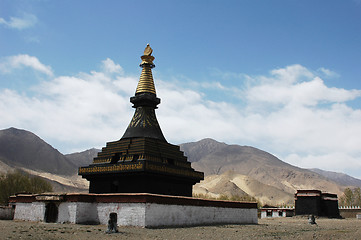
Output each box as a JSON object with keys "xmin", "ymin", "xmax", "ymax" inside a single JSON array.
[{"xmin": 44, "ymin": 202, "xmax": 58, "ymax": 223}]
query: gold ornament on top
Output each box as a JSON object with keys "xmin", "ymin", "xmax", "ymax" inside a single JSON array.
[
  {"xmin": 136, "ymin": 44, "xmax": 156, "ymax": 95},
  {"xmin": 140, "ymin": 44, "xmax": 155, "ymax": 66},
  {"xmin": 144, "ymin": 44, "xmax": 153, "ymax": 56}
]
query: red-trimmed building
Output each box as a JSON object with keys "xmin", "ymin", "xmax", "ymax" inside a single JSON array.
[{"xmin": 294, "ymin": 190, "xmax": 340, "ymax": 218}]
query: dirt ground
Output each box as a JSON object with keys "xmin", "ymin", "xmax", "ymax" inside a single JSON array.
[{"xmin": 0, "ymin": 217, "xmax": 360, "ymax": 240}]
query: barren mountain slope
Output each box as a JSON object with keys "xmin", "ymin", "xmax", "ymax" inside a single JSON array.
[
  {"xmin": 0, "ymin": 158, "xmax": 15, "ymax": 174},
  {"xmin": 0, "ymin": 128, "xmax": 353, "ymax": 202},
  {"xmin": 0, "ymin": 159, "xmax": 87, "ymax": 192},
  {"xmin": 194, "ymin": 171, "xmax": 294, "ymax": 205},
  {"xmin": 310, "ymin": 168, "xmax": 361, "ymax": 188},
  {"xmin": 0, "ymin": 128, "xmax": 77, "ymax": 176},
  {"xmin": 65, "ymin": 148, "xmax": 99, "ymax": 167},
  {"xmin": 182, "ymin": 138, "xmax": 345, "ymax": 197}
]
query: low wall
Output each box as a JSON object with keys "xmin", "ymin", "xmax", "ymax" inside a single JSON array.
[
  {"xmin": 339, "ymin": 208, "xmax": 361, "ymax": 219},
  {"xmin": 144, "ymin": 204, "xmax": 257, "ymax": 227},
  {"xmin": 13, "ymin": 202, "xmax": 45, "ymax": 221},
  {"xmin": 9, "ymin": 193, "xmax": 258, "ymax": 227},
  {"xmin": 0, "ymin": 206, "xmax": 14, "ymax": 220}
]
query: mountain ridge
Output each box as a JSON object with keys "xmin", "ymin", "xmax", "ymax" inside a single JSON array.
[
  {"xmin": 1, "ymin": 127, "xmax": 359, "ymax": 205},
  {"xmin": 0, "ymin": 128, "xmax": 77, "ymax": 176},
  {"xmin": 309, "ymin": 168, "xmax": 361, "ymax": 187},
  {"xmin": 180, "ymin": 138, "xmax": 351, "ymax": 203}
]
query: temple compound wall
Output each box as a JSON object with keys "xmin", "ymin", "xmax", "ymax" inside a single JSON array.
[
  {"xmin": 0, "ymin": 206, "xmax": 14, "ymax": 220},
  {"xmin": 10, "ymin": 193, "xmax": 258, "ymax": 228}
]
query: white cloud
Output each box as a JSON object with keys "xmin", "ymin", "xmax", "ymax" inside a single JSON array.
[
  {"xmin": 0, "ymin": 59, "xmax": 136, "ymax": 152},
  {"xmin": 317, "ymin": 67, "xmax": 340, "ymax": 78},
  {"xmin": 0, "ymin": 55, "xmax": 53, "ymax": 76},
  {"xmin": 245, "ymin": 65, "xmax": 361, "ymax": 107},
  {"xmin": 1, "ymin": 58, "xmax": 361, "ymax": 178},
  {"xmin": 0, "ymin": 13, "xmax": 37, "ymax": 30},
  {"xmin": 269, "ymin": 64, "xmax": 314, "ymax": 84},
  {"xmin": 101, "ymin": 58, "xmax": 124, "ymax": 75}
]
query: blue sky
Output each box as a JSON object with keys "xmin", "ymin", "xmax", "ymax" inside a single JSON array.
[{"xmin": 1, "ymin": 0, "xmax": 361, "ymax": 179}]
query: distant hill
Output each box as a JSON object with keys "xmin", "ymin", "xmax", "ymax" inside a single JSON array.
[
  {"xmin": 1, "ymin": 128, "xmax": 359, "ymax": 205},
  {"xmin": 65, "ymin": 148, "xmax": 99, "ymax": 168},
  {"xmin": 181, "ymin": 138, "xmax": 348, "ymax": 204},
  {"xmin": 309, "ymin": 168, "xmax": 361, "ymax": 188},
  {"xmin": 0, "ymin": 128, "xmax": 87, "ymax": 192},
  {"xmin": 0, "ymin": 128, "xmax": 77, "ymax": 176},
  {"xmin": 194, "ymin": 171, "xmax": 295, "ymax": 204}
]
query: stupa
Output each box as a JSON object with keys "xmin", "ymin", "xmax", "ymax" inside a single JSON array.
[
  {"xmin": 79, "ymin": 44, "xmax": 204, "ymax": 197},
  {"xmin": 10, "ymin": 45, "xmax": 258, "ymax": 227}
]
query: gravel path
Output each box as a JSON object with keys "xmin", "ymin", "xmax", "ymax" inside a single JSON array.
[{"xmin": 1, "ymin": 217, "xmax": 360, "ymax": 239}]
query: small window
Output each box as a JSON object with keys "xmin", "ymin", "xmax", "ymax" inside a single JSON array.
[{"xmin": 266, "ymin": 211, "xmax": 272, "ymax": 217}]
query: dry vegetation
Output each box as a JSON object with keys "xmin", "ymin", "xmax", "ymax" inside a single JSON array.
[
  {"xmin": 1, "ymin": 217, "xmax": 360, "ymax": 240},
  {"xmin": 0, "ymin": 171, "xmax": 52, "ymax": 205}
]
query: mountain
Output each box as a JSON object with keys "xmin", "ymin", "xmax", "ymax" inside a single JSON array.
[
  {"xmin": 0, "ymin": 128, "xmax": 77, "ymax": 176},
  {"xmin": 309, "ymin": 168, "xmax": 361, "ymax": 188},
  {"xmin": 0, "ymin": 158, "xmax": 15, "ymax": 174},
  {"xmin": 181, "ymin": 138, "xmax": 347, "ymax": 204},
  {"xmin": 1, "ymin": 128, "xmax": 356, "ymax": 205},
  {"xmin": 194, "ymin": 171, "xmax": 294, "ymax": 204},
  {"xmin": 65, "ymin": 148, "xmax": 99, "ymax": 168},
  {"xmin": 0, "ymin": 127, "xmax": 87, "ymax": 192}
]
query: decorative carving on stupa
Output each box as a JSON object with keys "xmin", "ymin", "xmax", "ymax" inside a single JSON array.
[{"xmin": 122, "ymin": 44, "xmax": 165, "ymax": 141}]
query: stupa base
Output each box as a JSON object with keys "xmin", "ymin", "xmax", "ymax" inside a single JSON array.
[{"xmin": 10, "ymin": 193, "xmax": 258, "ymax": 228}]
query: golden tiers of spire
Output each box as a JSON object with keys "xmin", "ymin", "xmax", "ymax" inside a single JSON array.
[
  {"xmin": 136, "ymin": 67, "xmax": 156, "ymax": 94},
  {"xmin": 135, "ymin": 44, "xmax": 156, "ymax": 95}
]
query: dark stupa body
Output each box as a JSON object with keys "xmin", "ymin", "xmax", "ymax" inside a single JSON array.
[{"xmin": 79, "ymin": 45, "xmax": 204, "ymax": 197}]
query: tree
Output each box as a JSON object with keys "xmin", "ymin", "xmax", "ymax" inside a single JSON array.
[
  {"xmin": 353, "ymin": 187, "xmax": 361, "ymax": 207},
  {"xmin": 0, "ymin": 171, "xmax": 52, "ymax": 205},
  {"xmin": 339, "ymin": 187, "xmax": 361, "ymax": 207}
]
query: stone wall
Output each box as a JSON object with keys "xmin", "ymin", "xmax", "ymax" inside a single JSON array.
[
  {"xmin": 0, "ymin": 206, "xmax": 14, "ymax": 220},
  {"xmin": 10, "ymin": 193, "xmax": 258, "ymax": 227},
  {"xmin": 13, "ymin": 202, "xmax": 45, "ymax": 221},
  {"xmin": 97, "ymin": 203, "xmax": 146, "ymax": 226},
  {"xmin": 339, "ymin": 207, "xmax": 361, "ymax": 218},
  {"xmin": 44, "ymin": 202, "xmax": 257, "ymax": 227},
  {"xmin": 144, "ymin": 204, "xmax": 257, "ymax": 227}
]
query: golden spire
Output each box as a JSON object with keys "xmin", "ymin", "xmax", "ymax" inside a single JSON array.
[{"xmin": 135, "ymin": 44, "xmax": 156, "ymax": 95}]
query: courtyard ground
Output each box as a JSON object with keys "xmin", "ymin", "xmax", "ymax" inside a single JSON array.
[{"xmin": 0, "ymin": 217, "xmax": 360, "ymax": 239}]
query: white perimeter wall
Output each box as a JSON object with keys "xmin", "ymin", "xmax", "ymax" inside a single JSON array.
[
  {"xmin": 58, "ymin": 202, "xmax": 98, "ymax": 224},
  {"xmin": 13, "ymin": 202, "xmax": 45, "ymax": 222},
  {"xmin": 145, "ymin": 204, "xmax": 257, "ymax": 227},
  {"xmin": 97, "ymin": 203, "xmax": 146, "ymax": 226},
  {"xmin": 13, "ymin": 202, "xmax": 258, "ymax": 227},
  {"xmin": 96, "ymin": 203, "xmax": 257, "ymax": 227}
]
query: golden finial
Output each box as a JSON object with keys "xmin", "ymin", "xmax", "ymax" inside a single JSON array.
[
  {"xmin": 144, "ymin": 44, "xmax": 153, "ymax": 56},
  {"xmin": 140, "ymin": 44, "xmax": 155, "ymax": 66},
  {"xmin": 136, "ymin": 44, "xmax": 156, "ymax": 95}
]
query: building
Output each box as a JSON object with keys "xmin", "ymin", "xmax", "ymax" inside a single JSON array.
[
  {"xmin": 260, "ymin": 205, "xmax": 294, "ymax": 218},
  {"xmin": 78, "ymin": 44, "xmax": 203, "ymax": 197},
  {"xmin": 294, "ymin": 190, "xmax": 340, "ymax": 218}
]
